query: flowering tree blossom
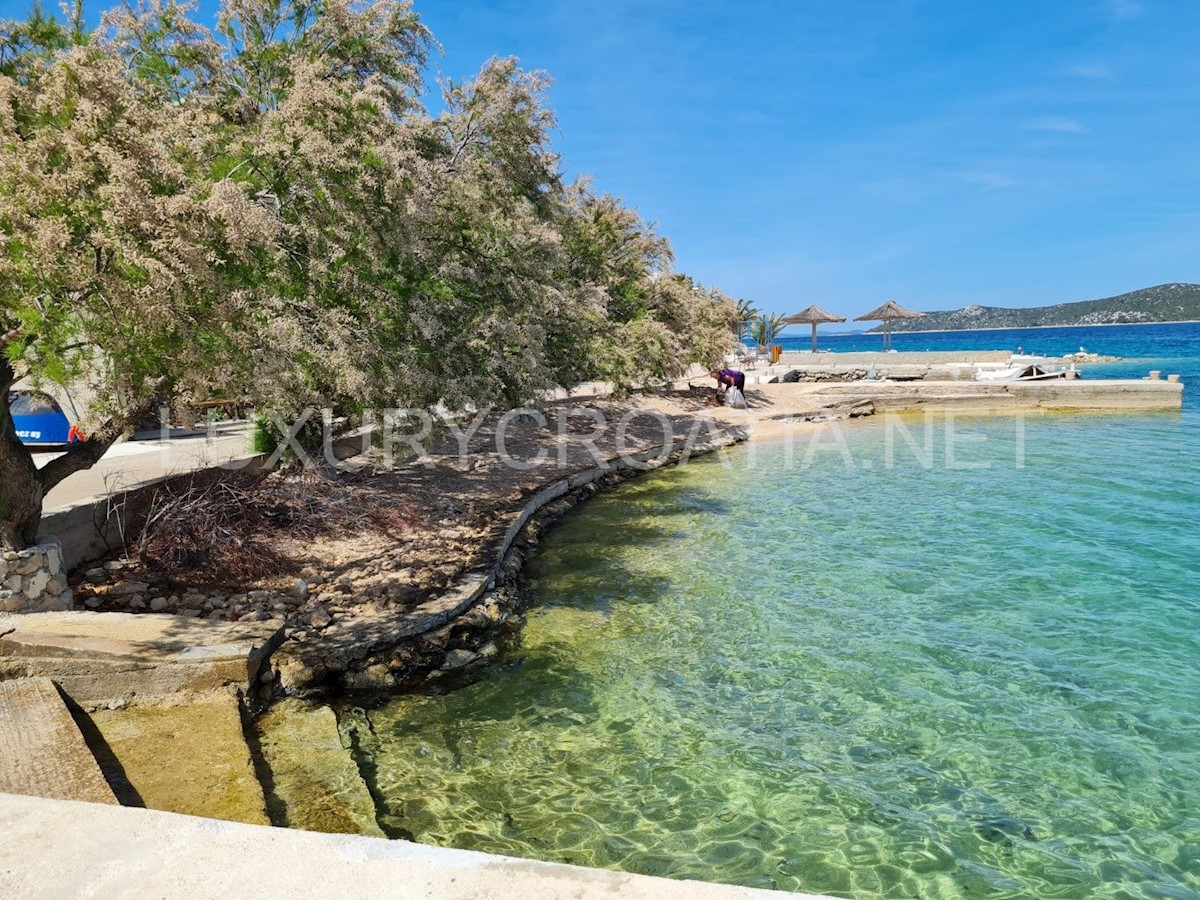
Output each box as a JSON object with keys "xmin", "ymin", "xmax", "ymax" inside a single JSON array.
[
  {"xmin": 0, "ymin": 0, "xmax": 736, "ymax": 550},
  {"xmin": 0, "ymin": 26, "xmax": 237, "ymax": 549}
]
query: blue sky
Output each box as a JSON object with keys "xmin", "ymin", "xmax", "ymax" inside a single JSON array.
[
  {"xmin": 4, "ymin": 0, "xmax": 1198, "ymax": 327},
  {"xmin": 421, "ymin": 0, "xmax": 1199, "ymax": 325}
]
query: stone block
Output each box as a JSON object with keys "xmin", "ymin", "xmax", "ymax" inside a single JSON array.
[
  {"xmin": 22, "ymin": 570, "xmax": 51, "ymax": 601},
  {"xmin": 0, "ymin": 677, "xmax": 117, "ymax": 805},
  {"xmin": 443, "ymin": 648, "xmax": 479, "ymax": 669},
  {"xmin": 85, "ymin": 693, "xmax": 268, "ymax": 825},
  {"xmin": 111, "ymin": 581, "xmax": 151, "ymax": 597},
  {"xmin": 255, "ymin": 699, "xmax": 384, "ymax": 836},
  {"xmin": 0, "ymin": 611, "xmax": 285, "ymax": 705},
  {"xmin": 41, "ymin": 540, "xmax": 63, "ymax": 575},
  {"xmin": 0, "ymin": 590, "xmax": 19, "ymax": 613},
  {"xmin": 14, "ymin": 553, "xmax": 44, "ymax": 577},
  {"xmin": 43, "ymin": 592, "xmax": 73, "ymax": 612}
]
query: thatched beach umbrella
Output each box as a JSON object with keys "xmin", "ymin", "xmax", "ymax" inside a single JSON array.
[
  {"xmin": 783, "ymin": 305, "xmax": 847, "ymax": 353},
  {"xmin": 854, "ymin": 300, "xmax": 926, "ymax": 351}
]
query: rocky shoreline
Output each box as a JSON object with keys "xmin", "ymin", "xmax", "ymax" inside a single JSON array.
[
  {"xmin": 66, "ymin": 391, "xmax": 752, "ymax": 708},
  {"xmin": 274, "ymin": 436, "xmax": 744, "ymax": 699},
  {"xmin": 5, "ymin": 375, "xmax": 1181, "ymax": 847},
  {"xmin": 59, "ymin": 373, "xmax": 1177, "ymax": 715}
]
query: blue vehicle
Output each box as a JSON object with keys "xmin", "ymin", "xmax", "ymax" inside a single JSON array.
[{"xmin": 7, "ymin": 390, "xmax": 83, "ymax": 448}]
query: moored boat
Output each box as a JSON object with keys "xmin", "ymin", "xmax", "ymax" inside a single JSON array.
[{"xmin": 974, "ymin": 363, "xmax": 1073, "ymax": 382}]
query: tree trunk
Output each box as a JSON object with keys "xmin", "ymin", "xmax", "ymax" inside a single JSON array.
[
  {"xmin": 0, "ymin": 358, "xmax": 165, "ymax": 552},
  {"xmin": 0, "ymin": 361, "xmax": 44, "ymax": 551}
]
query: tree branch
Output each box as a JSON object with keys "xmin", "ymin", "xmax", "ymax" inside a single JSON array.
[
  {"xmin": 37, "ymin": 377, "xmax": 168, "ymax": 494},
  {"xmin": 0, "ymin": 354, "xmax": 16, "ymax": 393}
]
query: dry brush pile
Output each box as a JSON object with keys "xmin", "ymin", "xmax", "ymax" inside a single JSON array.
[{"xmin": 134, "ymin": 468, "xmax": 419, "ymax": 584}]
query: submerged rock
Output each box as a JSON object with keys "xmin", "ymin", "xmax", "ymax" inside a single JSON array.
[
  {"xmin": 254, "ymin": 699, "xmax": 384, "ymax": 837},
  {"xmin": 345, "ymin": 664, "xmax": 393, "ymax": 691},
  {"xmin": 443, "ymin": 648, "xmax": 479, "ymax": 669}
]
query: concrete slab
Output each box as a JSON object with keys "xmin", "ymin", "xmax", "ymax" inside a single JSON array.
[
  {"xmin": 0, "ymin": 792, "xmax": 835, "ymax": 899},
  {"xmin": 1002, "ymin": 378, "xmax": 1185, "ymax": 409},
  {"xmin": 0, "ymin": 612, "xmax": 283, "ymax": 705},
  {"xmin": 256, "ymin": 698, "xmax": 384, "ymax": 836},
  {"xmin": 84, "ymin": 693, "xmax": 269, "ymax": 825},
  {"xmin": 0, "ymin": 678, "xmax": 116, "ymax": 806},
  {"xmin": 804, "ymin": 378, "xmax": 1183, "ymax": 411},
  {"xmin": 777, "ymin": 350, "xmax": 1011, "ymax": 365}
]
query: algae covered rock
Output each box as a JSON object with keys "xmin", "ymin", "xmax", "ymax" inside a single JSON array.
[
  {"xmin": 255, "ymin": 698, "xmax": 384, "ymax": 837},
  {"xmin": 85, "ymin": 693, "xmax": 269, "ymax": 824}
]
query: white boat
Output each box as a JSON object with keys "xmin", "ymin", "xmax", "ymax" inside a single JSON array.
[{"xmin": 974, "ymin": 363, "xmax": 1073, "ymax": 382}]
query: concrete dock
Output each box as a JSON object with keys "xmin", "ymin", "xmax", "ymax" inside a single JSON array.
[
  {"xmin": 734, "ymin": 349, "xmax": 1147, "ymax": 387},
  {"xmin": 0, "ymin": 792, "xmax": 836, "ymax": 900},
  {"xmin": 0, "ymin": 678, "xmax": 116, "ymax": 806},
  {"xmin": 805, "ymin": 377, "xmax": 1184, "ymax": 411},
  {"xmin": 0, "ymin": 611, "xmax": 283, "ymax": 705}
]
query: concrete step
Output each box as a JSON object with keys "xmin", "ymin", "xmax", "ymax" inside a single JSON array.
[
  {"xmin": 255, "ymin": 698, "xmax": 384, "ymax": 836},
  {"xmin": 0, "ymin": 677, "xmax": 116, "ymax": 805},
  {"xmin": 81, "ymin": 693, "xmax": 269, "ymax": 824},
  {"xmin": 0, "ymin": 611, "xmax": 283, "ymax": 706},
  {"xmin": 0, "ymin": 791, "xmax": 819, "ymax": 899}
]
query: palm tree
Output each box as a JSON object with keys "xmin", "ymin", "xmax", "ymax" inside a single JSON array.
[
  {"xmin": 735, "ymin": 298, "xmax": 759, "ymax": 342},
  {"xmin": 751, "ymin": 312, "xmax": 787, "ymax": 357}
]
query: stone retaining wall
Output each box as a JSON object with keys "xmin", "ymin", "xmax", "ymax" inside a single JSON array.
[
  {"xmin": 0, "ymin": 537, "xmax": 73, "ymax": 613},
  {"xmin": 271, "ymin": 428, "xmax": 748, "ymax": 694}
]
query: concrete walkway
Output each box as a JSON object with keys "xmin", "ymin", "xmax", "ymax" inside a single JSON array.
[
  {"xmin": 39, "ymin": 423, "xmax": 254, "ymax": 512},
  {"xmin": 0, "ymin": 678, "xmax": 115, "ymax": 806},
  {"xmin": 804, "ymin": 377, "xmax": 1183, "ymax": 410},
  {"xmin": 0, "ymin": 611, "xmax": 283, "ymax": 705},
  {"xmin": 0, "ymin": 792, "xmax": 837, "ymax": 900}
]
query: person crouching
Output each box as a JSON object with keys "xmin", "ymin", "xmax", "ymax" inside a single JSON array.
[{"xmin": 711, "ymin": 368, "xmax": 747, "ymax": 403}]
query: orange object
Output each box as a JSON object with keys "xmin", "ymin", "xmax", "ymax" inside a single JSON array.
[{"xmin": 67, "ymin": 424, "xmax": 87, "ymax": 443}]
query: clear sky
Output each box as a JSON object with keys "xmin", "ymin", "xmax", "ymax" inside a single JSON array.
[{"xmin": 4, "ymin": 0, "xmax": 1198, "ymax": 326}]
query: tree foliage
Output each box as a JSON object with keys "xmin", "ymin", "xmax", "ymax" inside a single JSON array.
[
  {"xmin": 750, "ymin": 312, "xmax": 787, "ymax": 353},
  {"xmin": 0, "ymin": 0, "xmax": 737, "ymax": 549}
]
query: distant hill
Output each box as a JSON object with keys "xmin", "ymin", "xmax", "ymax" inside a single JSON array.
[{"xmin": 873, "ymin": 283, "xmax": 1200, "ymax": 333}]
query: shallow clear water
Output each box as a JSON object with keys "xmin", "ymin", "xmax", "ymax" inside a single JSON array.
[
  {"xmin": 361, "ymin": 405, "xmax": 1200, "ymax": 898},
  {"xmin": 356, "ymin": 323, "xmax": 1200, "ymax": 897}
]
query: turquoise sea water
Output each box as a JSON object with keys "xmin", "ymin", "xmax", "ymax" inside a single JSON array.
[
  {"xmin": 778, "ymin": 322, "xmax": 1200, "ymax": 370},
  {"xmin": 360, "ymin": 325, "xmax": 1200, "ymax": 898}
]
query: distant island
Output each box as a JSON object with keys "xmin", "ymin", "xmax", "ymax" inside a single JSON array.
[{"xmin": 874, "ymin": 283, "xmax": 1200, "ymax": 333}]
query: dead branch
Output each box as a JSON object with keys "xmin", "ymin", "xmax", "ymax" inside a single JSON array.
[{"xmin": 133, "ymin": 467, "xmax": 419, "ymax": 584}]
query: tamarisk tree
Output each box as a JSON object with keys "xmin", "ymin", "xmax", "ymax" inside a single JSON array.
[
  {"xmin": 0, "ymin": 0, "xmax": 736, "ymax": 552},
  {"xmin": 0, "ymin": 21, "xmax": 236, "ymax": 550}
]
